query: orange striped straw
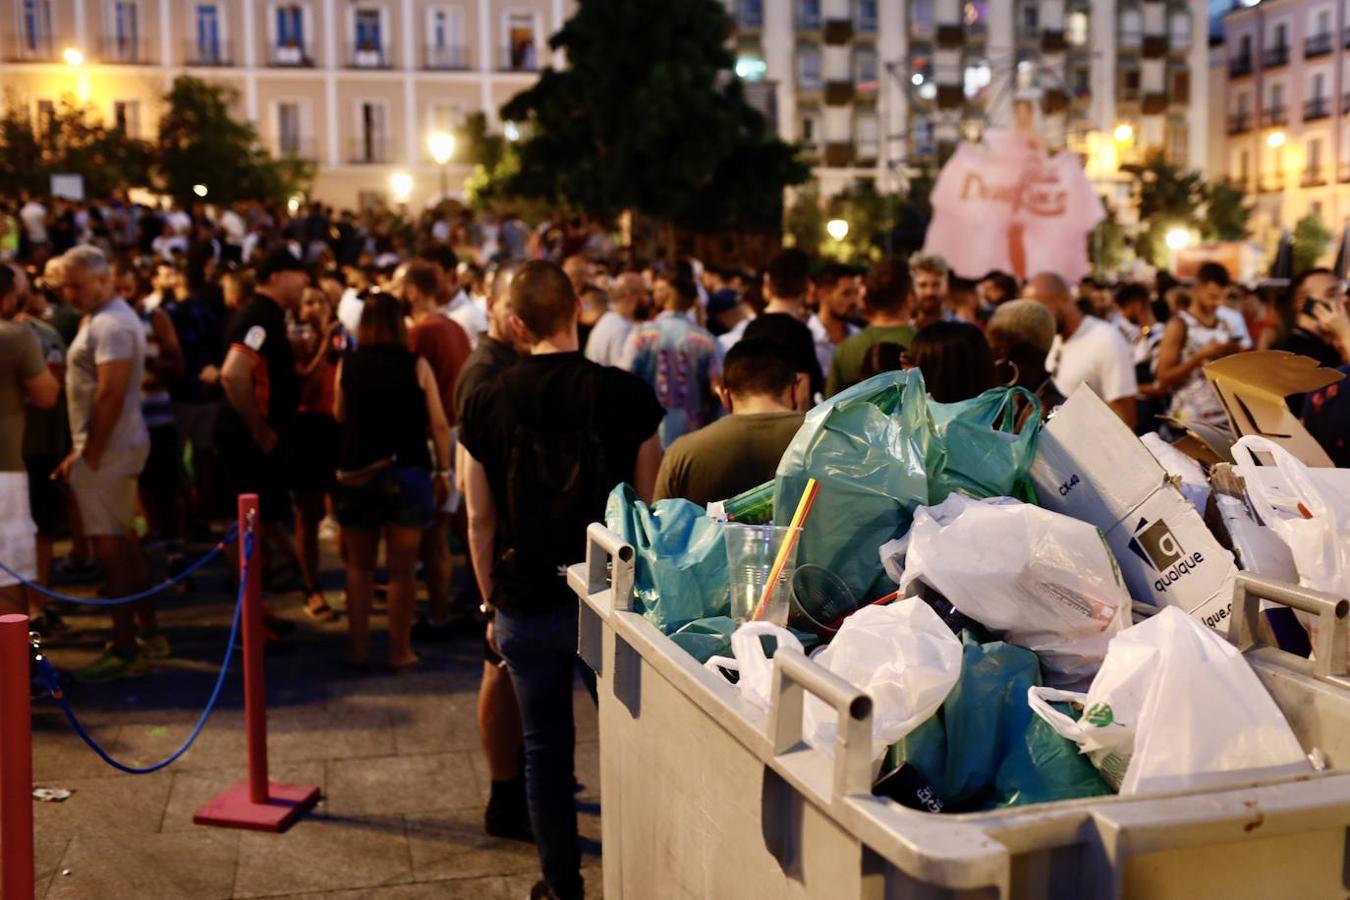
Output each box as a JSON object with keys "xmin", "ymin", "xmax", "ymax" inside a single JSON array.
[{"xmin": 752, "ymin": 478, "xmax": 819, "ymax": 622}]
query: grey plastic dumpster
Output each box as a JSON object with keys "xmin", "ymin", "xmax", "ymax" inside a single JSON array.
[{"xmin": 570, "ymin": 523, "xmax": 1350, "ymax": 899}]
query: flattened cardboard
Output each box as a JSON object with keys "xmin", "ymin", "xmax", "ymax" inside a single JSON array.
[
  {"xmin": 1032, "ymin": 386, "xmax": 1239, "ymax": 627},
  {"xmin": 1203, "ymin": 351, "xmax": 1344, "ymax": 468},
  {"xmin": 1161, "ymin": 417, "xmax": 1236, "ymax": 467}
]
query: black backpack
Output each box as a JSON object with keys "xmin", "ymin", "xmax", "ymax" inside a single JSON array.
[{"xmin": 496, "ymin": 379, "xmax": 611, "ymax": 594}]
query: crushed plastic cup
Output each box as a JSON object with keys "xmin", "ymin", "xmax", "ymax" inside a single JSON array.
[
  {"xmin": 724, "ymin": 523, "xmax": 801, "ymax": 625},
  {"xmin": 790, "ymin": 564, "xmax": 861, "ymax": 637}
]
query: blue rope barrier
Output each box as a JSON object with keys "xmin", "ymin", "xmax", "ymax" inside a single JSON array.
[
  {"xmin": 32, "ymin": 529, "xmax": 253, "ymax": 775},
  {"xmin": 0, "ymin": 523, "xmax": 238, "ymax": 607}
]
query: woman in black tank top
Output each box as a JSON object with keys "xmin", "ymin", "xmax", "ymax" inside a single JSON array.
[{"xmin": 334, "ymin": 293, "xmax": 452, "ymax": 670}]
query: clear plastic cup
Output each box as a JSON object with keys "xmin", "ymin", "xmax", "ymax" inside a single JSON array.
[{"xmin": 724, "ymin": 523, "xmax": 802, "ymax": 625}]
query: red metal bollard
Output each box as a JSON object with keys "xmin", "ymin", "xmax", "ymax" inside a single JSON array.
[
  {"xmin": 194, "ymin": 494, "xmax": 320, "ymax": 832},
  {"xmin": 0, "ymin": 613, "xmax": 34, "ymax": 899}
]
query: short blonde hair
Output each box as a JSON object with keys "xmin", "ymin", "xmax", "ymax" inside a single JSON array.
[{"xmin": 988, "ymin": 299, "xmax": 1056, "ymax": 354}]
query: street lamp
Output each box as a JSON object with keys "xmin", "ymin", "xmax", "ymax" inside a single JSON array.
[
  {"xmin": 192, "ymin": 183, "xmax": 208, "ymax": 198},
  {"xmin": 1266, "ymin": 130, "xmax": 1287, "ymax": 148},
  {"xmin": 1164, "ymin": 227, "xmax": 1191, "ymax": 251},
  {"xmin": 389, "ymin": 172, "xmax": 413, "ymax": 206},
  {"xmin": 63, "ymin": 47, "xmax": 83, "ymax": 66},
  {"xmin": 427, "ymin": 131, "xmax": 455, "ymax": 202},
  {"xmin": 826, "ymin": 218, "xmax": 849, "ymax": 242},
  {"xmin": 1113, "ymin": 122, "xmax": 1133, "ymax": 143}
]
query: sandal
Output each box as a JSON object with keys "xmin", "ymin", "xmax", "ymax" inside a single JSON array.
[{"xmin": 303, "ymin": 590, "xmax": 339, "ymax": 622}]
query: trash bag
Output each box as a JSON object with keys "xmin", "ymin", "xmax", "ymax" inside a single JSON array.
[
  {"xmin": 604, "ymin": 483, "xmax": 730, "ymax": 633},
  {"xmin": 882, "ymin": 629, "xmax": 1042, "ymax": 811},
  {"xmin": 703, "ymin": 622, "xmax": 802, "ymax": 711},
  {"xmin": 802, "ymin": 601, "xmax": 963, "ymax": 761},
  {"xmin": 669, "ymin": 616, "xmax": 737, "ymax": 664},
  {"xmin": 892, "ymin": 494, "xmax": 1131, "ymax": 688},
  {"xmin": 774, "ymin": 370, "xmax": 931, "ymax": 605},
  {"xmin": 994, "ymin": 703, "xmax": 1112, "ymax": 808},
  {"xmin": 926, "ymin": 387, "xmax": 1042, "ymax": 503},
  {"xmin": 1028, "ymin": 607, "xmax": 1311, "ymax": 795}
]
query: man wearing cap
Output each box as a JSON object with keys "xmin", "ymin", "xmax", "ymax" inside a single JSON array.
[{"xmin": 219, "ymin": 245, "xmax": 308, "ymax": 570}]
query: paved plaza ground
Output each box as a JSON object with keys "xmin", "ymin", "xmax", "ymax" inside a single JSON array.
[{"xmin": 28, "ymin": 537, "xmax": 602, "ymax": 899}]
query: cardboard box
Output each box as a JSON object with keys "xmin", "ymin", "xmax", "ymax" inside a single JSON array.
[
  {"xmin": 1203, "ymin": 351, "xmax": 1345, "ymax": 468},
  {"xmin": 1031, "ymin": 387, "xmax": 1238, "ymax": 629}
]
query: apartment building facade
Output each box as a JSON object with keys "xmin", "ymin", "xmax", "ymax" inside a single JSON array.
[
  {"xmin": 729, "ymin": 0, "xmax": 1211, "ymax": 210},
  {"xmin": 1220, "ymin": 0, "xmax": 1350, "ymax": 240},
  {"xmin": 0, "ymin": 0, "xmax": 573, "ymax": 208}
]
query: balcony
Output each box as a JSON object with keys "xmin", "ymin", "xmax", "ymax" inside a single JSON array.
[
  {"xmin": 824, "ymin": 79, "xmax": 854, "ymax": 105},
  {"xmin": 275, "ymin": 137, "xmax": 319, "ymax": 162},
  {"xmin": 823, "ymin": 18, "xmax": 853, "ymax": 43},
  {"xmin": 183, "ymin": 39, "xmax": 233, "ymax": 67},
  {"xmin": 1227, "ymin": 111, "xmax": 1251, "ymax": 134},
  {"xmin": 797, "ymin": 6, "xmax": 822, "ymax": 30},
  {"xmin": 346, "ymin": 43, "xmax": 391, "ymax": 69},
  {"xmin": 349, "ymin": 137, "xmax": 392, "ymax": 165},
  {"xmin": 1306, "ymin": 31, "xmax": 1333, "ymax": 58},
  {"xmin": 823, "ymin": 141, "xmax": 854, "ymax": 167},
  {"xmin": 738, "ymin": 0, "xmax": 763, "ymax": 29},
  {"xmin": 269, "ymin": 43, "xmax": 315, "ymax": 66},
  {"xmin": 1304, "ymin": 95, "xmax": 1331, "ymax": 121},
  {"xmin": 99, "ymin": 34, "xmax": 151, "ymax": 64},
  {"xmin": 1260, "ymin": 173, "xmax": 1284, "ymax": 193},
  {"xmin": 1263, "ymin": 44, "xmax": 1289, "ymax": 68},
  {"xmin": 1229, "ymin": 53, "xmax": 1253, "ymax": 77},
  {"xmin": 3, "ymin": 32, "xmax": 54, "ymax": 62},
  {"xmin": 499, "ymin": 44, "xmax": 539, "ymax": 72},
  {"xmin": 423, "ymin": 43, "xmax": 470, "ymax": 70},
  {"xmin": 1301, "ymin": 167, "xmax": 1328, "ymax": 187},
  {"xmin": 1264, "ymin": 105, "xmax": 1288, "ymax": 125}
]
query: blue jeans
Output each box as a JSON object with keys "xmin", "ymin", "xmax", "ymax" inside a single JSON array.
[{"xmin": 495, "ymin": 603, "xmax": 588, "ymax": 900}]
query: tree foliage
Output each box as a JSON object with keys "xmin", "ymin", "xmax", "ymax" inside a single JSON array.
[
  {"xmin": 156, "ymin": 76, "xmax": 313, "ymax": 206},
  {"xmin": 1292, "ymin": 211, "xmax": 1333, "ymax": 273},
  {"xmin": 1203, "ymin": 180, "xmax": 1252, "ymax": 242},
  {"xmin": 493, "ymin": 0, "xmax": 807, "ymax": 231},
  {"xmin": 0, "ymin": 94, "xmax": 153, "ymax": 196}
]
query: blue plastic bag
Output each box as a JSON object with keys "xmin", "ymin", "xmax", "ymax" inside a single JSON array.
[
  {"xmin": 994, "ymin": 703, "xmax": 1112, "ymax": 808},
  {"xmin": 604, "ymin": 484, "xmax": 730, "ymax": 633},
  {"xmin": 927, "ymin": 387, "xmax": 1042, "ymax": 502}
]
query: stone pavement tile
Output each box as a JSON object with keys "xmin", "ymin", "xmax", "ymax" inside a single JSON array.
[
  {"xmin": 159, "ymin": 760, "xmax": 326, "ymax": 832},
  {"xmin": 403, "ymin": 808, "xmax": 539, "ymax": 881},
  {"xmin": 325, "ymin": 876, "xmax": 509, "ymax": 900},
  {"xmin": 32, "ymin": 771, "xmax": 174, "ymax": 842},
  {"xmin": 573, "ymin": 690, "xmax": 599, "ymax": 742},
  {"xmin": 501, "ymin": 864, "xmax": 604, "ymax": 900},
  {"xmin": 35, "ymin": 839, "xmax": 69, "ymax": 898},
  {"xmin": 268, "ymin": 704, "xmax": 396, "ymax": 763},
  {"xmin": 574, "ymin": 741, "xmax": 600, "ymax": 804},
  {"xmin": 326, "ymin": 752, "xmax": 480, "ymax": 817},
  {"xmin": 100, "ymin": 709, "xmax": 248, "ymax": 773},
  {"xmin": 31, "ymin": 721, "xmax": 124, "ymax": 781},
  {"xmin": 386, "ymin": 692, "xmax": 483, "ymax": 756},
  {"xmin": 45, "ymin": 830, "xmax": 240, "ymax": 900},
  {"xmin": 233, "ymin": 813, "xmax": 413, "ymax": 897}
]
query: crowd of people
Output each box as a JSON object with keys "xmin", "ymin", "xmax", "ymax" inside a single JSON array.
[{"xmin": 2, "ymin": 190, "xmax": 1350, "ymax": 900}]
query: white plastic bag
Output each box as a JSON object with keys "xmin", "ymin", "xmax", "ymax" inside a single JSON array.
[
  {"xmin": 703, "ymin": 622, "xmax": 803, "ymax": 711},
  {"xmin": 1232, "ymin": 435, "xmax": 1350, "ymax": 654},
  {"xmin": 1028, "ymin": 606, "xmax": 1310, "ymax": 795},
  {"xmin": 893, "ymin": 494, "xmax": 1131, "ymax": 688},
  {"xmin": 802, "ymin": 601, "xmax": 962, "ymax": 760},
  {"xmin": 1141, "ymin": 433, "xmax": 1211, "ymax": 516}
]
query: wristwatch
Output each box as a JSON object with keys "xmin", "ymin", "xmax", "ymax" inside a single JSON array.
[{"xmin": 480, "ymin": 603, "xmax": 496, "ymax": 621}]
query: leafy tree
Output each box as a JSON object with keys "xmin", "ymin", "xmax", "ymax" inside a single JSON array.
[
  {"xmin": 0, "ymin": 94, "xmax": 153, "ymax": 196},
  {"xmin": 784, "ymin": 184, "xmax": 825, "ymax": 257},
  {"xmin": 1133, "ymin": 154, "xmax": 1206, "ymax": 268},
  {"xmin": 492, "ymin": 0, "xmax": 807, "ymax": 231},
  {"xmin": 1203, "ymin": 180, "xmax": 1252, "ymax": 242},
  {"xmin": 156, "ymin": 76, "xmax": 313, "ymax": 207},
  {"xmin": 1090, "ymin": 203, "xmax": 1129, "ymax": 277},
  {"xmin": 1292, "ymin": 211, "xmax": 1333, "ymax": 273}
]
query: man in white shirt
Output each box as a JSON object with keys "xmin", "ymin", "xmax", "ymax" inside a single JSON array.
[
  {"xmin": 19, "ymin": 195, "xmax": 48, "ymax": 248},
  {"xmin": 419, "ymin": 242, "xmax": 488, "ymax": 347},
  {"xmin": 586, "ymin": 271, "xmax": 644, "ymax": 367},
  {"xmin": 807, "ymin": 263, "xmax": 861, "ymax": 376},
  {"xmin": 1027, "ymin": 272, "xmax": 1138, "ymax": 428}
]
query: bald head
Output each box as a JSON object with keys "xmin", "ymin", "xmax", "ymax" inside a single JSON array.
[
  {"xmin": 1025, "ymin": 272, "xmax": 1076, "ymax": 333},
  {"xmin": 611, "ymin": 272, "xmax": 647, "ymax": 318}
]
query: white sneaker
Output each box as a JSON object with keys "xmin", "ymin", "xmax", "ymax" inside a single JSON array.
[{"xmin": 318, "ymin": 516, "xmax": 340, "ymax": 543}]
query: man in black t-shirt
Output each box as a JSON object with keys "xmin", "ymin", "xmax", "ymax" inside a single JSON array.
[{"xmin": 460, "ymin": 261, "xmax": 662, "ymax": 900}]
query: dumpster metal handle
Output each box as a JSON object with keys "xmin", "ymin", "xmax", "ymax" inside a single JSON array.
[
  {"xmin": 1230, "ymin": 572, "xmax": 1348, "ymax": 678},
  {"xmin": 585, "ymin": 523, "xmax": 635, "ymax": 613},
  {"xmin": 768, "ymin": 647, "xmax": 874, "ymax": 800}
]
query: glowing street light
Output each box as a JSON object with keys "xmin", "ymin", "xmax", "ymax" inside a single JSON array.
[
  {"xmin": 1266, "ymin": 130, "xmax": 1287, "ymax": 148},
  {"xmin": 826, "ymin": 218, "xmax": 849, "ymax": 242},
  {"xmin": 63, "ymin": 47, "xmax": 83, "ymax": 66},
  {"xmin": 427, "ymin": 131, "xmax": 455, "ymax": 201},
  {"xmin": 1113, "ymin": 122, "xmax": 1134, "ymax": 143},
  {"xmin": 192, "ymin": 183, "xmax": 208, "ymax": 198},
  {"xmin": 503, "ymin": 120, "xmax": 521, "ymax": 142},
  {"xmin": 389, "ymin": 171, "xmax": 413, "ymax": 205},
  {"xmin": 1165, "ymin": 227, "xmax": 1191, "ymax": 251}
]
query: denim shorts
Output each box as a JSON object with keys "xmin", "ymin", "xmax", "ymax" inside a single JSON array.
[{"xmin": 336, "ymin": 464, "xmax": 435, "ymax": 530}]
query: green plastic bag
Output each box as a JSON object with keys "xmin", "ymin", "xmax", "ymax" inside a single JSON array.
[
  {"xmin": 927, "ymin": 387, "xmax": 1042, "ymax": 502},
  {"xmin": 604, "ymin": 484, "xmax": 730, "ymax": 634},
  {"xmin": 774, "ymin": 371, "xmax": 931, "ymax": 604},
  {"xmin": 995, "ymin": 704, "xmax": 1112, "ymax": 808},
  {"xmin": 669, "ymin": 617, "xmax": 737, "ymax": 664}
]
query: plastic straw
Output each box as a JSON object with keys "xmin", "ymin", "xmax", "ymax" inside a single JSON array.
[{"xmin": 752, "ymin": 478, "xmax": 819, "ymax": 621}]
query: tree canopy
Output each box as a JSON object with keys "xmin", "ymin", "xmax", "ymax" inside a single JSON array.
[
  {"xmin": 0, "ymin": 95, "xmax": 154, "ymax": 197},
  {"xmin": 494, "ymin": 0, "xmax": 807, "ymax": 230}
]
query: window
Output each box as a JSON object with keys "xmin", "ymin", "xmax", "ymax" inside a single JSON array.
[
  {"xmin": 1237, "ymin": 92, "xmax": 1249, "ymax": 114},
  {"xmin": 856, "ymin": 0, "xmax": 876, "ymax": 33},
  {"xmin": 798, "ymin": 110, "xmax": 820, "ymax": 151},
  {"xmin": 1119, "ymin": 9, "xmax": 1141, "ymax": 49},
  {"xmin": 797, "ymin": 44, "xmax": 822, "ymax": 90},
  {"xmin": 359, "ymin": 101, "xmax": 387, "ymax": 162},
  {"xmin": 1312, "ymin": 72, "xmax": 1326, "ymax": 98},
  {"xmin": 195, "ymin": 5, "xmax": 221, "ymax": 62},
  {"xmin": 1167, "ymin": 116, "xmax": 1187, "ymax": 166},
  {"xmin": 1270, "ymin": 82, "xmax": 1284, "ymax": 110},
  {"xmin": 1316, "ymin": 9, "xmax": 1331, "ymax": 36},
  {"xmin": 910, "ymin": 0, "xmax": 934, "ymax": 39},
  {"xmin": 35, "ymin": 99, "xmax": 55, "ymax": 136},
  {"xmin": 1071, "ymin": 65, "xmax": 1090, "ymax": 97},
  {"xmin": 427, "ymin": 7, "xmax": 466, "ymax": 68},
  {"xmin": 277, "ymin": 5, "xmax": 304, "ymax": 47},
  {"xmin": 797, "ymin": 0, "xmax": 821, "ymax": 30},
  {"xmin": 1021, "ymin": 2, "xmax": 1038, "ymax": 35},
  {"xmin": 21, "ymin": 0, "xmax": 51, "ymax": 53},
  {"xmin": 506, "ymin": 12, "xmax": 537, "ymax": 70},
  {"xmin": 277, "ymin": 102, "xmax": 301, "ymax": 155},
  {"xmin": 354, "ymin": 8, "xmax": 381, "ymax": 50},
  {"xmin": 856, "ymin": 112, "xmax": 879, "ymax": 160},
  {"xmin": 1239, "ymin": 34, "xmax": 1251, "ymax": 58},
  {"xmin": 428, "ymin": 102, "xmax": 461, "ymax": 136},
  {"xmin": 1171, "ymin": 68, "xmax": 1190, "ymax": 103},
  {"xmin": 1168, "ymin": 11, "xmax": 1190, "ymax": 51},
  {"xmin": 1274, "ymin": 23, "xmax": 1288, "ymax": 48},
  {"xmin": 113, "ymin": 100, "xmax": 140, "ymax": 136},
  {"xmin": 855, "ymin": 46, "xmax": 878, "ymax": 86},
  {"xmin": 112, "ymin": 1, "xmax": 139, "ymax": 55},
  {"xmin": 1067, "ymin": 11, "xmax": 1088, "ymax": 46},
  {"xmin": 1120, "ymin": 67, "xmax": 1141, "ymax": 101},
  {"xmin": 1308, "ymin": 137, "xmax": 1323, "ymax": 174},
  {"xmin": 1239, "ymin": 149, "xmax": 1249, "ymax": 183},
  {"xmin": 964, "ymin": 60, "xmax": 991, "ymax": 99},
  {"xmin": 739, "ymin": 0, "xmax": 763, "ymax": 29}
]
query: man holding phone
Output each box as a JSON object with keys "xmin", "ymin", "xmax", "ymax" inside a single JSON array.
[
  {"xmin": 1155, "ymin": 262, "xmax": 1244, "ymax": 426},
  {"xmin": 1275, "ymin": 268, "xmax": 1350, "ymax": 415}
]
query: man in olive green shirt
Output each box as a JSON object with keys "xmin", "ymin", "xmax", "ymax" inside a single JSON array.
[
  {"xmin": 654, "ymin": 340, "xmax": 805, "ymax": 506},
  {"xmin": 826, "ymin": 258, "xmax": 915, "ymax": 397}
]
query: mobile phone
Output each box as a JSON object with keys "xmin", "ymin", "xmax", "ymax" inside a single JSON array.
[{"xmin": 1303, "ymin": 298, "xmax": 1322, "ymax": 316}]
